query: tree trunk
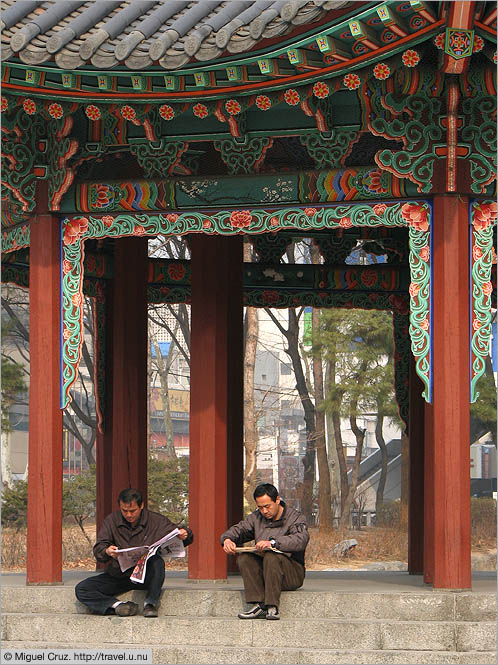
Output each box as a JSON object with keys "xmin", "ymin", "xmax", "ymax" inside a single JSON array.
[
  {"xmin": 339, "ymin": 411, "xmax": 365, "ymax": 530},
  {"xmin": 151, "ymin": 339, "xmax": 176, "ymax": 459},
  {"xmin": 375, "ymin": 410, "xmax": 388, "ymax": 515},
  {"xmin": 1, "ymin": 429, "xmax": 13, "ymax": 488},
  {"xmin": 312, "ymin": 308, "xmax": 333, "ymax": 532},
  {"xmin": 243, "ymin": 240, "xmax": 259, "ymax": 506}
]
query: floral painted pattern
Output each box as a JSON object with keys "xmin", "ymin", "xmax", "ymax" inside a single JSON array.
[
  {"xmin": 434, "ymin": 33, "xmax": 445, "ymax": 50},
  {"xmin": 373, "ymin": 204, "xmax": 387, "ymax": 216},
  {"xmin": 159, "ymin": 104, "xmax": 175, "ymax": 120},
  {"xmin": 339, "ymin": 216, "xmax": 353, "ymax": 228},
  {"xmin": 401, "ymin": 203, "xmax": 429, "ymax": 231},
  {"xmin": 402, "ymin": 49, "xmax": 420, "ymax": 67},
  {"xmin": 1, "ymin": 97, "xmax": 8, "ymax": 112},
  {"xmin": 313, "ymin": 81, "xmax": 329, "ymax": 98},
  {"xmin": 472, "ymin": 202, "xmax": 497, "ymax": 231},
  {"xmin": 63, "ymin": 217, "xmax": 88, "ymax": 245},
  {"xmin": 373, "ymin": 63, "xmax": 390, "ymax": 80},
  {"xmin": 472, "ymin": 35, "xmax": 484, "ymax": 53},
  {"xmin": 193, "ymin": 103, "xmax": 208, "ymax": 119},
  {"xmin": 225, "ymin": 99, "xmax": 241, "ymax": 115},
  {"xmin": 133, "ymin": 225, "xmax": 146, "ymax": 236},
  {"xmin": 23, "ymin": 98, "xmax": 36, "ymax": 115},
  {"xmin": 92, "ymin": 184, "xmax": 114, "ymax": 209},
  {"xmin": 284, "ymin": 89, "xmax": 300, "ymax": 106},
  {"xmin": 102, "ymin": 216, "xmax": 114, "ymax": 227},
  {"xmin": 262, "ymin": 290, "xmax": 280, "ymax": 305},
  {"xmin": 361, "ymin": 270, "xmax": 378, "ymax": 287},
  {"xmin": 255, "ymin": 95, "xmax": 271, "ymax": 110},
  {"xmin": 85, "ymin": 105, "xmax": 101, "ymax": 121},
  {"xmin": 230, "ymin": 210, "xmax": 252, "ymax": 228},
  {"xmin": 419, "ymin": 246, "xmax": 430, "ymax": 262},
  {"xmin": 48, "ymin": 103, "xmax": 63, "ymax": 119},
  {"xmin": 168, "ymin": 264, "xmax": 186, "ymax": 281},
  {"xmin": 304, "ymin": 208, "xmax": 317, "ymax": 217},
  {"xmin": 343, "ymin": 73, "xmax": 361, "ymax": 89},
  {"xmin": 120, "ymin": 105, "xmax": 137, "ymax": 121}
]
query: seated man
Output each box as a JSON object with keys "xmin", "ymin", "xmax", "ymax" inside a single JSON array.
[
  {"xmin": 221, "ymin": 483, "xmax": 309, "ymax": 620},
  {"xmin": 76, "ymin": 488, "xmax": 193, "ymax": 617}
]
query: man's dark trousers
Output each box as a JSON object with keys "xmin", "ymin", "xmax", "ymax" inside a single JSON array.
[
  {"xmin": 237, "ymin": 551, "xmax": 304, "ymax": 608},
  {"xmin": 75, "ymin": 555, "xmax": 165, "ymax": 614}
]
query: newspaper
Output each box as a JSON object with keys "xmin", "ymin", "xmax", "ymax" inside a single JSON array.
[
  {"xmin": 115, "ymin": 528, "xmax": 185, "ymax": 584},
  {"xmin": 234, "ymin": 545, "xmax": 291, "ymax": 557}
]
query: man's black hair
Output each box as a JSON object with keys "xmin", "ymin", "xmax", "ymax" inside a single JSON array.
[
  {"xmin": 118, "ymin": 488, "xmax": 143, "ymax": 506},
  {"xmin": 253, "ymin": 483, "xmax": 279, "ymax": 502}
]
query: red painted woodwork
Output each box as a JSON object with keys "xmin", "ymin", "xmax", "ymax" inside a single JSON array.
[
  {"xmin": 424, "ymin": 403, "xmax": 434, "ymax": 585},
  {"xmin": 189, "ymin": 235, "xmax": 243, "ymax": 579},
  {"xmin": 95, "ymin": 289, "xmax": 114, "ymax": 542},
  {"xmin": 27, "ymin": 210, "xmax": 63, "ymax": 583},
  {"xmin": 431, "ymin": 195, "xmax": 471, "ymax": 589},
  {"xmin": 226, "ymin": 238, "xmax": 244, "ymax": 573},
  {"xmin": 408, "ymin": 356, "xmax": 425, "ymax": 575},
  {"xmin": 110, "ymin": 237, "xmax": 148, "ymax": 501}
]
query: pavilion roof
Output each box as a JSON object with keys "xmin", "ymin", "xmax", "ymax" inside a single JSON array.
[{"xmin": 1, "ymin": 0, "xmax": 353, "ymax": 71}]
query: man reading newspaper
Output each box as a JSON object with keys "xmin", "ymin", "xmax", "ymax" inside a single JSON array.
[{"xmin": 75, "ymin": 488, "xmax": 193, "ymax": 618}]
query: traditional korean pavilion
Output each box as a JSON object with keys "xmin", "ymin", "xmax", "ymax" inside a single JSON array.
[{"xmin": 1, "ymin": 0, "xmax": 496, "ymax": 590}]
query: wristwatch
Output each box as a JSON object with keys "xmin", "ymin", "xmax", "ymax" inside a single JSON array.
[{"xmin": 270, "ymin": 539, "xmax": 277, "ymax": 548}]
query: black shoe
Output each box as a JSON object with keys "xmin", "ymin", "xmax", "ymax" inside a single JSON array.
[
  {"xmin": 114, "ymin": 601, "xmax": 138, "ymax": 617},
  {"xmin": 238, "ymin": 604, "xmax": 267, "ymax": 619},
  {"xmin": 266, "ymin": 605, "xmax": 280, "ymax": 620},
  {"xmin": 143, "ymin": 603, "xmax": 158, "ymax": 618}
]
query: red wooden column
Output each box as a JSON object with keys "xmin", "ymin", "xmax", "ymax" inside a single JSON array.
[
  {"xmin": 110, "ymin": 237, "xmax": 148, "ymax": 500},
  {"xmin": 27, "ymin": 208, "xmax": 63, "ymax": 584},
  {"xmin": 96, "ymin": 287, "xmax": 114, "ymax": 535},
  {"xmin": 408, "ymin": 355, "xmax": 424, "ymax": 574},
  {"xmin": 431, "ymin": 194, "xmax": 471, "ymax": 589},
  {"xmin": 424, "ymin": 403, "xmax": 434, "ymax": 585},
  {"xmin": 189, "ymin": 234, "xmax": 243, "ymax": 579}
]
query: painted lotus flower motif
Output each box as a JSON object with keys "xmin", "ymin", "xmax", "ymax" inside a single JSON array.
[
  {"xmin": 494, "ymin": 52, "xmax": 497, "ymax": 64},
  {"xmin": 313, "ymin": 81, "xmax": 329, "ymax": 98},
  {"xmin": 343, "ymin": 73, "xmax": 361, "ymax": 89},
  {"xmin": 373, "ymin": 203, "xmax": 387, "ymax": 216},
  {"xmin": 270, "ymin": 217, "xmax": 279, "ymax": 227},
  {"xmin": 102, "ymin": 216, "xmax": 114, "ymax": 228},
  {"xmin": 120, "ymin": 105, "xmax": 137, "ymax": 121},
  {"xmin": 401, "ymin": 203, "xmax": 429, "ymax": 232},
  {"xmin": 304, "ymin": 208, "xmax": 317, "ymax": 217},
  {"xmin": 23, "ymin": 98, "xmax": 36, "ymax": 115},
  {"xmin": 420, "ymin": 317, "xmax": 430, "ymax": 331},
  {"xmin": 255, "ymin": 95, "xmax": 271, "ymax": 110},
  {"xmin": 166, "ymin": 213, "xmax": 179, "ymax": 223},
  {"xmin": 373, "ymin": 63, "xmax": 391, "ymax": 80},
  {"xmin": 472, "ymin": 318, "xmax": 482, "ymax": 331},
  {"xmin": 365, "ymin": 169, "xmax": 388, "ymax": 194},
  {"xmin": 472, "ymin": 202, "xmax": 497, "ymax": 231},
  {"xmin": 409, "ymin": 282, "xmax": 420, "ymax": 297},
  {"xmin": 473, "ymin": 35, "xmax": 484, "ymax": 53},
  {"xmin": 434, "ymin": 33, "xmax": 446, "ymax": 50},
  {"xmin": 361, "ymin": 270, "xmax": 378, "ymax": 287},
  {"xmin": 93, "ymin": 184, "xmax": 114, "ymax": 209},
  {"xmin": 85, "ymin": 105, "xmax": 101, "ymax": 121},
  {"xmin": 203, "ymin": 219, "xmax": 212, "ymax": 229},
  {"xmin": 262, "ymin": 290, "xmax": 280, "ymax": 305},
  {"xmin": 63, "ymin": 217, "xmax": 89, "ymax": 245},
  {"xmin": 230, "ymin": 210, "xmax": 252, "ymax": 228},
  {"xmin": 159, "ymin": 104, "xmax": 175, "ymax": 120},
  {"xmin": 63, "ymin": 327, "xmax": 72, "ymax": 340},
  {"xmin": 339, "ymin": 216, "xmax": 353, "ymax": 228},
  {"xmin": 62, "ymin": 259, "xmax": 72, "ymax": 274},
  {"xmin": 284, "ymin": 89, "xmax": 300, "ymax": 106},
  {"xmin": 419, "ymin": 246, "xmax": 430, "ymax": 262},
  {"xmin": 72, "ymin": 293, "xmax": 82, "ymax": 307},
  {"xmin": 168, "ymin": 264, "xmax": 186, "ymax": 281},
  {"xmin": 472, "ymin": 245, "xmax": 483, "ymax": 261},
  {"xmin": 402, "ymin": 49, "xmax": 420, "ymax": 67},
  {"xmin": 1, "ymin": 97, "xmax": 8, "ymax": 112},
  {"xmin": 48, "ymin": 103, "xmax": 64, "ymax": 119},
  {"xmin": 225, "ymin": 99, "xmax": 241, "ymax": 115},
  {"xmin": 482, "ymin": 282, "xmax": 493, "ymax": 297},
  {"xmin": 193, "ymin": 103, "xmax": 208, "ymax": 119},
  {"xmin": 133, "ymin": 225, "xmax": 146, "ymax": 236}
]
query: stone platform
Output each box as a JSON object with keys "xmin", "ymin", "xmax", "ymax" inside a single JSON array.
[{"xmin": 2, "ymin": 570, "xmax": 496, "ymax": 664}]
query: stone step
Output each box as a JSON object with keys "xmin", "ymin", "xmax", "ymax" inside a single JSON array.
[
  {"xmin": 2, "ymin": 641, "xmax": 497, "ymax": 665},
  {"xmin": 2, "ymin": 614, "xmax": 497, "ymax": 653},
  {"xmin": 2, "ymin": 586, "xmax": 496, "ymax": 622}
]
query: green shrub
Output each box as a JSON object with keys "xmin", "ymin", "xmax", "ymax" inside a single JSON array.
[{"xmin": 1, "ymin": 480, "xmax": 28, "ymax": 528}]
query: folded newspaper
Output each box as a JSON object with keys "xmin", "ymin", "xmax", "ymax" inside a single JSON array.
[
  {"xmin": 115, "ymin": 528, "xmax": 185, "ymax": 584},
  {"xmin": 234, "ymin": 545, "xmax": 291, "ymax": 557}
]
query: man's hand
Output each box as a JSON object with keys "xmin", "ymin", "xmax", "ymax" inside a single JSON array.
[
  {"xmin": 105, "ymin": 545, "xmax": 119, "ymax": 559},
  {"xmin": 255, "ymin": 540, "xmax": 272, "ymax": 551},
  {"xmin": 178, "ymin": 529, "xmax": 188, "ymax": 540},
  {"xmin": 223, "ymin": 538, "xmax": 237, "ymax": 554}
]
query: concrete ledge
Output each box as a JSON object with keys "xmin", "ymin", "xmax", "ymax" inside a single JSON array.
[{"xmin": 3, "ymin": 642, "xmax": 498, "ymax": 665}]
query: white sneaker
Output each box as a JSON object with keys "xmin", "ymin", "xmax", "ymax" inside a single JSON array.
[
  {"xmin": 238, "ymin": 604, "xmax": 267, "ymax": 619},
  {"xmin": 266, "ymin": 605, "xmax": 280, "ymax": 620}
]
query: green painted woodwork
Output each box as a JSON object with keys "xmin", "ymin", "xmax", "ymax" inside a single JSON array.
[
  {"xmin": 470, "ymin": 200, "xmax": 497, "ymax": 402},
  {"xmin": 129, "ymin": 139, "xmax": 189, "ymax": 178},
  {"xmin": 58, "ymin": 200, "xmax": 432, "ymax": 408},
  {"xmin": 213, "ymin": 137, "xmax": 273, "ymax": 175},
  {"xmin": 461, "ymin": 96, "xmax": 497, "ymax": 194},
  {"xmin": 299, "ymin": 129, "xmax": 360, "ymax": 169},
  {"xmin": 2, "ymin": 224, "xmax": 30, "ymax": 253}
]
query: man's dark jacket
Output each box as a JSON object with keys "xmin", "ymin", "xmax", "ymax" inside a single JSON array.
[
  {"xmin": 220, "ymin": 501, "xmax": 309, "ymax": 567},
  {"xmin": 94, "ymin": 507, "xmax": 193, "ymax": 578}
]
